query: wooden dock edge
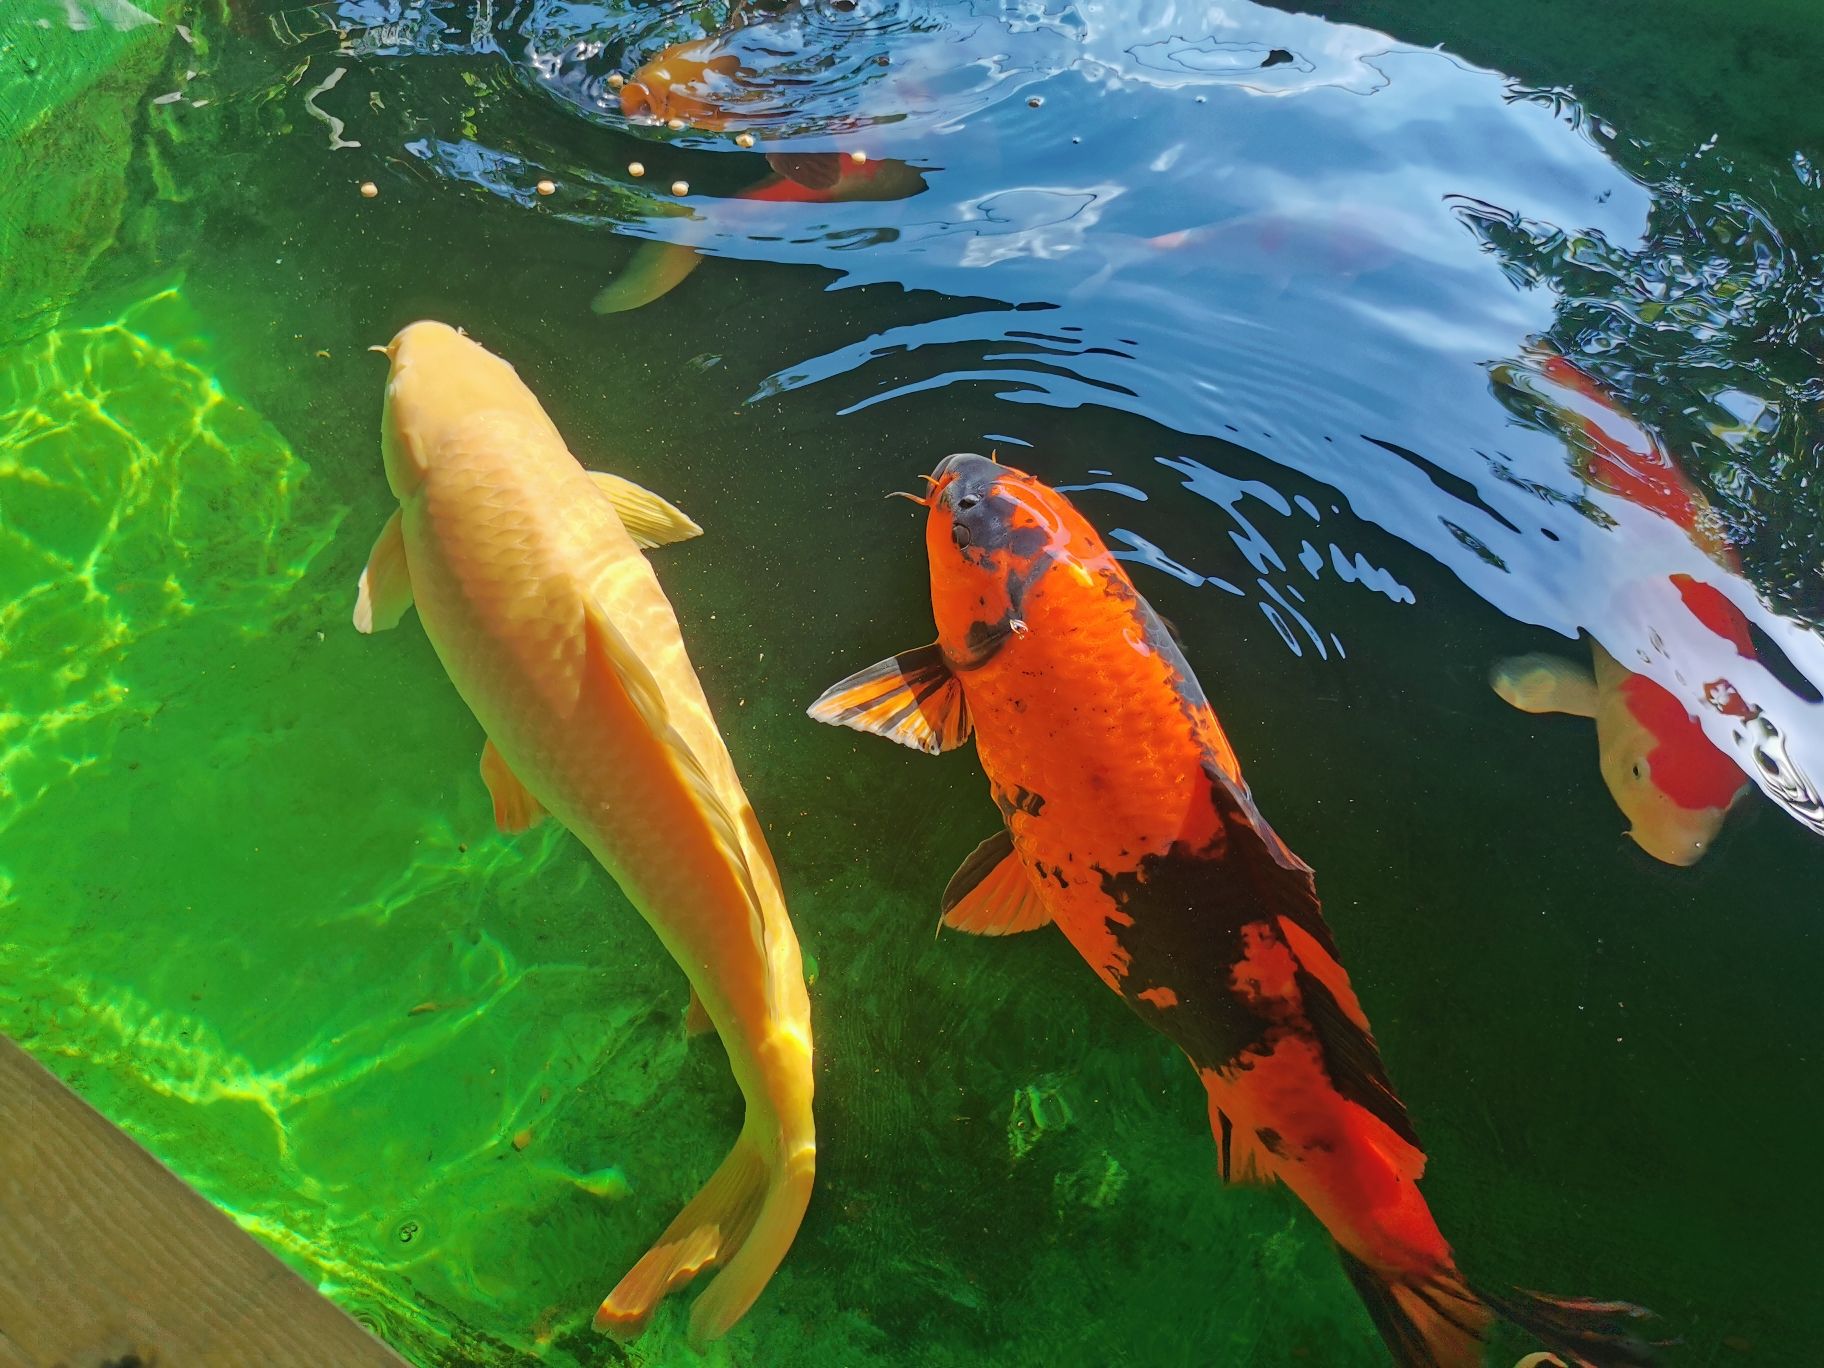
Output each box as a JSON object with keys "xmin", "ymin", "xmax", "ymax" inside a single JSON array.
[{"xmin": 0, "ymin": 1034, "xmax": 411, "ymax": 1367}]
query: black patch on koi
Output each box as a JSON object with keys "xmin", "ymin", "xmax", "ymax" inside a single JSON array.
[
  {"xmin": 1256, "ymin": 1127, "xmax": 1286, "ymax": 1157},
  {"xmin": 1294, "ymin": 963, "xmax": 1417, "ymax": 1147},
  {"xmin": 1097, "ymin": 760, "xmax": 1418, "ymax": 1149},
  {"xmin": 949, "ymin": 540, "xmax": 1060, "ymax": 671},
  {"xmin": 994, "ymin": 785, "xmax": 1047, "ymax": 819},
  {"xmin": 1104, "ymin": 570, "xmax": 1216, "ymax": 730},
  {"xmin": 960, "ymin": 618, "xmax": 1013, "ymax": 667},
  {"xmin": 953, "ymin": 486, "xmax": 1048, "ymax": 560},
  {"xmin": 1099, "ymin": 839, "xmax": 1281, "ymax": 1071}
]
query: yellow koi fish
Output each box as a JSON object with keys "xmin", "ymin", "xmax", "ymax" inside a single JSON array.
[{"xmin": 352, "ymin": 320, "xmax": 814, "ymax": 1344}]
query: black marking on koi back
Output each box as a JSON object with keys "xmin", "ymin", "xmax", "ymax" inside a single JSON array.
[{"xmin": 1098, "ymin": 759, "xmax": 1417, "ymax": 1149}]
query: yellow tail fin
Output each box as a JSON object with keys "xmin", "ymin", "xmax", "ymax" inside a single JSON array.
[{"xmin": 594, "ymin": 1117, "xmax": 813, "ymax": 1345}]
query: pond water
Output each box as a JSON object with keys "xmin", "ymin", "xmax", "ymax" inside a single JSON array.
[{"xmin": 2, "ymin": 1, "xmax": 1820, "ymax": 1364}]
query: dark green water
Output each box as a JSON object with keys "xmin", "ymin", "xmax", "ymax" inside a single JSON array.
[{"xmin": 2, "ymin": 2, "xmax": 1821, "ymax": 1365}]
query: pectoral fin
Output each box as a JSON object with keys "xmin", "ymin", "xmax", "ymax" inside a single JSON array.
[
  {"xmin": 353, "ymin": 509, "xmax": 412, "ymax": 633},
  {"xmin": 765, "ymin": 151, "xmax": 842, "ymax": 191},
  {"xmin": 806, "ymin": 644, "xmax": 971, "ymax": 754},
  {"xmin": 481, "ymin": 739, "xmax": 546, "ymax": 833},
  {"xmin": 589, "ymin": 471, "xmax": 703, "ymax": 548},
  {"xmin": 940, "ymin": 830, "xmax": 1053, "ymax": 936},
  {"xmin": 1490, "ymin": 653, "xmax": 1598, "ymax": 718},
  {"xmin": 1214, "ymin": 1106, "xmax": 1270, "ymax": 1185},
  {"xmin": 684, "ymin": 985, "xmax": 714, "ymax": 1037}
]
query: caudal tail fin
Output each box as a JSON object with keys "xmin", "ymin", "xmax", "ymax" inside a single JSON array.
[
  {"xmin": 591, "ymin": 241, "xmax": 706, "ymax": 315},
  {"xmin": 1337, "ymin": 1249, "xmax": 1663, "ymax": 1368},
  {"xmin": 593, "ymin": 1116, "xmax": 814, "ymax": 1345}
]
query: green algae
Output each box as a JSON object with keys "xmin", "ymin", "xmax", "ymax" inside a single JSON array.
[
  {"xmin": 0, "ymin": 285, "xmax": 331, "ymax": 829},
  {"xmin": 0, "ymin": 3, "xmax": 180, "ymax": 346}
]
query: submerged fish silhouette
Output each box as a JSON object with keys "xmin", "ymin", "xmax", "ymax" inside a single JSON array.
[
  {"xmin": 1490, "ymin": 347, "xmax": 1753, "ymax": 864},
  {"xmin": 353, "ymin": 320, "xmax": 815, "ymax": 1344}
]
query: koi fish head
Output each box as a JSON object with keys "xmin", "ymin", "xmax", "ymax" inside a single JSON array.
[
  {"xmin": 915, "ymin": 453, "xmax": 1101, "ymax": 662},
  {"xmin": 621, "ymin": 41, "xmax": 744, "ymax": 128},
  {"xmin": 375, "ymin": 320, "xmax": 549, "ymax": 500},
  {"xmin": 1596, "ymin": 671, "xmax": 1750, "ymax": 865}
]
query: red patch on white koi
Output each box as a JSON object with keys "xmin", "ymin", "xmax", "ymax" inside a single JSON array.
[
  {"xmin": 1619, "ymin": 674, "xmax": 1750, "ymax": 811},
  {"xmin": 1672, "ymin": 573, "xmax": 1755, "ymax": 658}
]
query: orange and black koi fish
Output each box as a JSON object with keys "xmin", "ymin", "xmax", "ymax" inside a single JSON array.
[{"xmin": 811, "ymin": 453, "xmax": 1660, "ymax": 1368}]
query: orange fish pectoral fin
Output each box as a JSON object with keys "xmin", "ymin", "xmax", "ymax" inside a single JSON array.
[
  {"xmin": 939, "ymin": 830, "xmax": 1054, "ymax": 936},
  {"xmin": 806, "ymin": 643, "xmax": 971, "ymax": 754},
  {"xmin": 765, "ymin": 151, "xmax": 843, "ymax": 192},
  {"xmin": 353, "ymin": 508, "xmax": 413, "ymax": 633},
  {"xmin": 1210, "ymin": 1102, "xmax": 1272, "ymax": 1186},
  {"xmin": 481, "ymin": 738, "xmax": 547, "ymax": 834}
]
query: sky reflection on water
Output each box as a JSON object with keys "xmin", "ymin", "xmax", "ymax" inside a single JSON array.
[{"xmin": 327, "ymin": 0, "xmax": 1824, "ymax": 830}]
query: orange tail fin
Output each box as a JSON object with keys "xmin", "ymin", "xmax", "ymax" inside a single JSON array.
[
  {"xmin": 593, "ymin": 1117, "xmax": 814, "ymax": 1344},
  {"xmin": 1336, "ymin": 1250, "xmax": 1664, "ymax": 1368}
]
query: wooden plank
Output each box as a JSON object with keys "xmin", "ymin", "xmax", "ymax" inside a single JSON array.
[{"xmin": 0, "ymin": 1035, "xmax": 410, "ymax": 1368}]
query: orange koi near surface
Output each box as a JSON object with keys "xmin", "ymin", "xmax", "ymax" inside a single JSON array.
[
  {"xmin": 1489, "ymin": 347, "xmax": 1754, "ymax": 864},
  {"xmin": 593, "ymin": 28, "xmax": 927, "ymax": 314},
  {"xmin": 812, "ymin": 453, "xmax": 1660, "ymax": 1368}
]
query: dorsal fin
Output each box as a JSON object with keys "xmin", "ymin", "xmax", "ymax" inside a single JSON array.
[
  {"xmin": 807, "ymin": 643, "xmax": 970, "ymax": 754},
  {"xmin": 765, "ymin": 151, "xmax": 842, "ymax": 191},
  {"xmin": 1200, "ymin": 759, "xmax": 1418, "ymax": 1151},
  {"xmin": 939, "ymin": 831, "xmax": 1053, "ymax": 936}
]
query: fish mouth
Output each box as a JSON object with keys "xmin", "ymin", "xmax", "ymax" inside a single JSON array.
[
  {"xmin": 619, "ymin": 83, "xmax": 656, "ymax": 119},
  {"xmin": 1626, "ymin": 826, "xmax": 1706, "ymax": 867}
]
